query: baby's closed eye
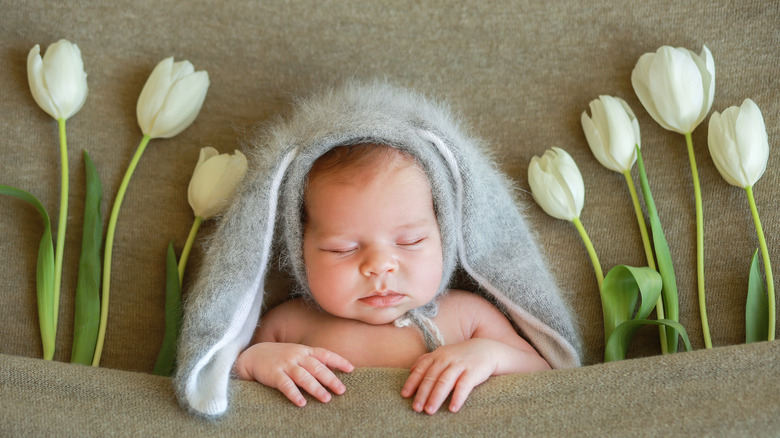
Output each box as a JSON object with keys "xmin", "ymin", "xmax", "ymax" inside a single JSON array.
[
  {"xmin": 322, "ymin": 246, "xmax": 358, "ymax": 256},
  {"xmin": 397, "ymin": 237, "xmax": 427, "ymax": 247}
]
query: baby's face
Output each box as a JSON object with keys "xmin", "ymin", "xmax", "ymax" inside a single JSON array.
[{"xmin": 303, "ymin": 156, "xmax": 443, "ymax": 325}]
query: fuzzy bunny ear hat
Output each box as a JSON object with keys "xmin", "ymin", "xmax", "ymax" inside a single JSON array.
[{"xmin": 174, "ymin": 81, "xmax": 582, "ymax": 418}]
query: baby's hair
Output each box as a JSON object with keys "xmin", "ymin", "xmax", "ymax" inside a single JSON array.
[
  {"xmin": 302, "ymin": 144, "xmax": 424, "ymax": 224},
  {"xmin": 308, "ymin": 143, "xmax": 417, "ymax": 183}
]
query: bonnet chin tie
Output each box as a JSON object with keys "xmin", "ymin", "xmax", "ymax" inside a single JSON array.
[{"xmin": 394, "ymin": 312, "xmax": 446, "ymax": 351}]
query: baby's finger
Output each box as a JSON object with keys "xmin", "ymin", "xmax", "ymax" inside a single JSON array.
[
  {"xmin": 419, "ymin": 365, "xmax": 463, "ymax": 415},
  {"xmin": 410, "ymin": 362, "xmax": 448, "ymax": 413},
  {"xmin": 275, "ymin": 373, "xmax": 308, "ymax": 407},
  {"xmin": 301, "ymin": 355, "xmax": 348, "ymax": 396},
  {"xmin": 448, "ymin": 370, "xmax": 479, "ymax": 413},
  {"xmin": 401, "ymin": 360, "xmax": 429, "ymax": 398},
  {"xmin": 289, "ymin": 364, "xmax": 332, "ymax": 404},
  {"xmin": 311, "ymin": 347, "xmax": 355, "ymax": 373}
]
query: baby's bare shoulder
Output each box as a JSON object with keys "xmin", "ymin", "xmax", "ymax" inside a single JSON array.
[
  {"xmin": 438, "ymin": 289, "xmax": 500, "ymax": 314},
  {"xmin": 436, "ymin": 290, "xmax": 509, "ymax": 341},
  {"xmin": 258, "ymin": 298, "xmax": 318, "ymax": 342}
]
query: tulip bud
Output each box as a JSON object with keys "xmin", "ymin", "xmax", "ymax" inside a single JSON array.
[
  {"xmin": 188, "ymin": 147, "xmax": 248, "ymax": 220},
  {"xmin": 528, "ymin": 147, "xmax": 585, "ymax": 221},
  {"xmin": 707, "ymin": 98, "xmax": 769, "ymax": 188},
  {"xmin": 27, "ymin": 39, "xmax": 88, "ymax": 120},
  {"xmin": 631, "ymin": 45, "xmax": 715, "ymax": 134},
  {"xmin": 581, "ymin": 95, "xmax": 641, "ymax": 173},
  {"xmin": 137, "ymin": 57, "xmax": 210, "ymax": 139}
]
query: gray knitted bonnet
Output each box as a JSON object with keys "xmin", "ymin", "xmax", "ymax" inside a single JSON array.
[{"xmin": 174, "ymin": 81, "xmax": 582, "ymax": 419}]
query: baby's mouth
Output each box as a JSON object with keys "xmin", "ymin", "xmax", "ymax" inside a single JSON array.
[{"xmin": 359, "ymin": 291, "xmax": 405, "ymax": 308}]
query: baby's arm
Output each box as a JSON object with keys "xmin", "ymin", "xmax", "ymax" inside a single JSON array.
[
  {"xmin": 233, "ymin": 301, "xmax": 355, "ymax": 407},
  {"xmin": 401, "ymin": 291, "xmax": 550, "ymax": 414}
]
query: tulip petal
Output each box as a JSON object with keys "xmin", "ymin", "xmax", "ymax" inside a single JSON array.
[
  {"xmin": 190, "ymin": 154, "xmax": 231, "ymax": 218},
  {"xmin": 708, "ymin": 109, "xmax": 745, "ymax": 187},
  {"xmin": 27, "ymin": 45, "xmax": 59, "ymax": 119},
  {"xmin": 685, "ymin": 45, "xmax": 716, "ymax": 130},
  {"xmin": 632, "ymin": 52, "xmax": 671, "ymax": 132},
  {"xmin": 188, "ymin": 149, "xmax": 247, "ymax": 219},
  {"xmin": 147, "ymin": 71, "xmax": 210, "ymax": 138},
  {"xmin": 137, "ymin": 57, "xmax": 175, "ymax": 134},
  {"xmin": 551, "ymin": 148, "xmax": 585, "ymax": 217},
  {"xmin": 617, "ymin": 97, "xmax": 641, "ymax": 149},
  {"xmin": 700, "ymin": 45, "xmax": 716, "ymax": 118},
  {"xmin": 601, "ymin": 96, "xmax": 637, "ymax": 171},
  {"xmin": 41, "ymin": 40, "xmax": 88, "ymax": 119},
  {"xmin": 170, "ymin": 60, "xmax": 196, "ymax": 82},
  {"xmin": 530, "ymin": 163, "xmax": 575, "ymax": 220},
  {"xmin": 648, "ymin": 47, "xmax": 704, "ymax": 133},
  {"xmin": 582, "ymin": 96, "xmax": 639, "ymax": 173},
  {"xmin": 194, "ymin": 146, "xmax": 220, "ymax": 172},
  {"xmin": 581, "ymin": 110, "xmax": 618, "ymax": 172},
  {"xmin": 735, "ymin": 99, "xmax": 769, "ymax": 186}
]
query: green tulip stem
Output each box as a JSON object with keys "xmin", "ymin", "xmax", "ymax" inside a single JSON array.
[
  {"xmin": 623, "ymin": 169, "xmax": 668, "ymax": 354},
  {"xmin": 746, "ymin": 185, "xmax": 775, "ymax": 341},
  {"xmin": 178, "ymin": 215, "xmax": 203, "ymax": 284},
  {"xmin": 572, "ymin": 216, "xmax": 608, "ymax": 341},
  {"xmin": 572, "ymin": 217, "xmax": 604, "ymax": 291},
  {"xmin": 54, "ymin": 118, "xmax": 69, "ymax": 339},
  {"xmin": 93, "ymin": 134, "xmax": 152, "ymax": 366},
  {"xmin": 685, "ymin": 132, "xmax": 711, "ymax": 349},
  {"xmin": 623, "ymin": 169, "xmax": 656, "ymax": 271}
]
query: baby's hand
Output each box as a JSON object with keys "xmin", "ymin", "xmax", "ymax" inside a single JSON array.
[
  {"xmin": 401, "ymin": 339, "xmax": 501, "ymax": 415},
  {"xmin": 234, "ymin": 342, "xmax": 355, "ymax": 407}
]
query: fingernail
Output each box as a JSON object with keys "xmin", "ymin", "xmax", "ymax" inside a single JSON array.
[{"xmin": 413, "ymin": 402, "xmax": 423, "ymax": 412}]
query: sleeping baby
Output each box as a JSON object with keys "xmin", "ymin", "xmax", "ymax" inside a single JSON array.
[
  {"xmin": 233, "ymin": 144, "xmax": 551, "ymax": 414},
  {"xmin": 174, "ymin": 81, "xmax": 581, "ymax": 419}
]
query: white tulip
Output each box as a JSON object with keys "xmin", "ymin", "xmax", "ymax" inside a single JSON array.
[
  {"xmin": 188, "ymin": 147, "xmax": 248, "ymax": 220},
  {"xmin": 137, "ymin": 57, "xmax": 209, "ymax": 138},
  {"xmin": 528, "ymin": 147, "xmax": 585, "ymax": 221},
  {"xmin": 581, "ymin": 95, "xmax": 641, "ymax": 173},
  {"xmin": 707, "ymin": 98, "xmax": 769, "ymax": 188},
  {"xmin": 631, "ymin": 45, "xmax": 715, "ymax": 134},
  {"xmin": 27, "ymin": 39, "xmax": 88, "ymax": 120}
]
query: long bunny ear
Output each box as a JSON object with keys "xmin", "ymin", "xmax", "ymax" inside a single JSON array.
[
  {"xmin": 418, "ymin": 129, "xmax": 581, "ymax": 369},
  {"xmin": 173, "ymin": 148, "xmax": 298, "ymax": 418}
]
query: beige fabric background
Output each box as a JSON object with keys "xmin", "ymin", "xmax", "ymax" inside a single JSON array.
[
  {"xmin": 2, "ymin": 342, "xmax": 778, "ymax": 436},
  {"xmin": 1, "ymin": 0, "xmax": 779, "ymax": 434}
]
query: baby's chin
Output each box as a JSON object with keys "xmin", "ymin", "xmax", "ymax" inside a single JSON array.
[
  {"xmin": 351, "ymin": 312, "xmax": 405, "ymax": 326},
  {"xmin": 341, "ymin": 307, "xmax": 412, "ymax": 326}
]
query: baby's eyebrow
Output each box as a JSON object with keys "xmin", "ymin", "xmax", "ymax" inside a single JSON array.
[{"xmin": 395, "ymin": 218, "xmax": 435, "ymax": 231}]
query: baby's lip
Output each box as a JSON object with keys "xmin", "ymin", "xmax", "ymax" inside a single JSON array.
[{"xmin": 359, "ymin": 291, "xmax": 405, "ymax": 308}]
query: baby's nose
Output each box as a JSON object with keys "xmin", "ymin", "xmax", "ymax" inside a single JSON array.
[{"xmin": 360, "ymin": 247, "xmax": 398, "ymax": 277}]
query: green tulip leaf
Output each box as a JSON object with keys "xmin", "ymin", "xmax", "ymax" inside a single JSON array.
[
  {"xmin": 605, "ymin": 319, "xmax": 692, "ymax": 362},
  {"xmin": 746, "ymin": 248, "xmax": 769, "ymax": 343},
  {"xmin": 0, "ymin": 185, "xmax": 56, "ymax": 359},
  {"xmin": 71, "ymin": 151, "xmax": 104, "ymax": 365},
  {"xmin": 636, "ymin": 146, "xmax": 680, "ymax": 353},
  {"xmin": 153, "ymin": 241, "xmax": 183, "ymax": 376},
  {"xmin": 601, "ymin": 265, "xmax": 662, "ymax": 341}
]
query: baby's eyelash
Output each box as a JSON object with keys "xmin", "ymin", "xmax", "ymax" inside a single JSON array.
[
  {"xmin": 324, "ymin": 247, "xmax": 356, "ymax": 254},
  {"xmin": 398, "ymin": 237, "xmax": 426, "ymax": 246}
]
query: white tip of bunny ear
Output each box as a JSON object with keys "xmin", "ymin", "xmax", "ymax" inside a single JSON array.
[{"xmin": 180, "ymin": 148, "xmax": 300, "ymax": 418}]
